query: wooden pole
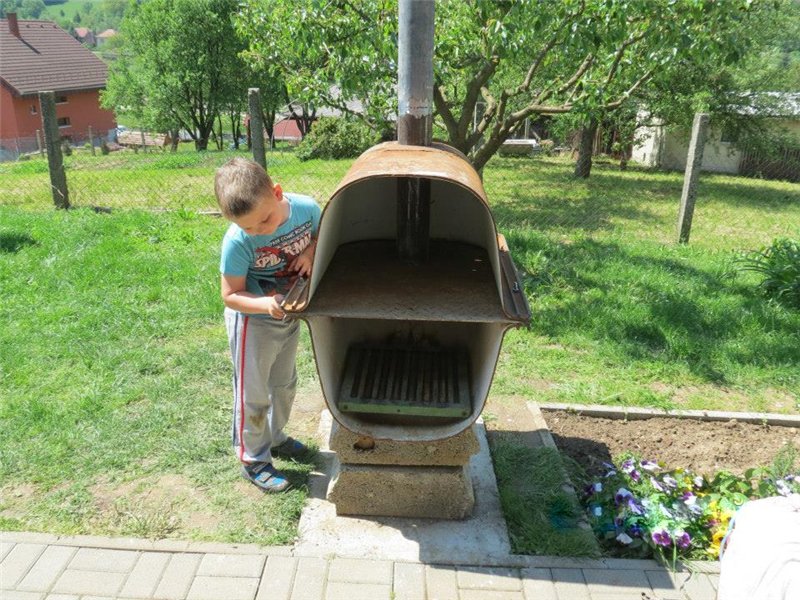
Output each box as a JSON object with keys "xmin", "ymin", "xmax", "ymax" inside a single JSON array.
[
  {"xmin": 38, "ymin": 91, "xmax": 69, "ymax": 209},
  {"xmin": 88, "ymin": 126, "xmax": 96, "ymax": 156},
  {"xmin": 140, "ymin": 130, "xmax": 147, "ymax": 153},
  {"xmin": 248, "ymin": 88, "xmax": 267, "ymax": 171},
  {"xmin": 677, "ymin": 113, "xmax": 709, "ymax": 244}
]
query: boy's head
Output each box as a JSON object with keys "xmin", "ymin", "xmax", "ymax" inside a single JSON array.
[{"xmin": 215, "ymin": 157, "xmax": 284, "ymax": 235}]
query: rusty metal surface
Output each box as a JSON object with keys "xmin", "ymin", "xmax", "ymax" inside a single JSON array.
[{"xmin": 329, "ymin": 141, "xmax": 489, "ymax": 206}]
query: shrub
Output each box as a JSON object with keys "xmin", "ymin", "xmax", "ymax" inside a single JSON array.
[
  {"xmin": 100, "ymin": 141, "xmax": 110, "ymax": 155},
  {"xmin": 84, "ymin": 142, "xmax": 93, "ymax": 151},
  {"xmin": 539, "ymin": 139, "xmax": 555, "ymax": 156},
  {"xmin": 296, "ymin": 117, "xmax": 378, "ymax": 161},
  {"xmin": 739, "ymin": 238, "xmax": 800, "ymax": 307}
]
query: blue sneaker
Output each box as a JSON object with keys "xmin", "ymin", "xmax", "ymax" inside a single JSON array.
[
  {"xmin": 241, "ymin": 462, "xmax": 290, "ymax": 493},
  {"xmin": 271, "ymin": 436, "xmax": 310, "ymax": 459}
]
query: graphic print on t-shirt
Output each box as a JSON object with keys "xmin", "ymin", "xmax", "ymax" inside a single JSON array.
[{"xmin": 253, "ymin": 221, "xmax": 313, "ymax": 296}]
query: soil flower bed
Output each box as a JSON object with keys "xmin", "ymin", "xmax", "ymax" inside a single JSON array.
[{"xmin": 545, "ymin": 410, "xmax": 800, "ymax": 562}]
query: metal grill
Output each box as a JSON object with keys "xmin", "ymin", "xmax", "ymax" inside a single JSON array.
[{"xmin": 338, "ymin": 343, "xmax": 471, "ymax": 418}]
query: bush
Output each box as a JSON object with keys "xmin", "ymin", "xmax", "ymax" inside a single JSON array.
[
  {"xmin": 739, "ymin": 238, "xmax": 800, "ymax": 307},
  {"xmin": 296, "ymin": 117, "xmax": 378, "ymax": 161},
  {"xmin": 539, "ymin": 139, "xmax": 555, "ymax": 156},
  {"xmin": 100, "ymin": 141, "xmax": 110, "ymax": 155}
]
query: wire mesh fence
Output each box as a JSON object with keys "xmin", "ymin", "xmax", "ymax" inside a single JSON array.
[{"xmin": 1, "ymin": 137, "xmax": 798, "ymax": 251}]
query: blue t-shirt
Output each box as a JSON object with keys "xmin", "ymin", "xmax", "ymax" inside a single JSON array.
[{"xmin": 220, "ymin": 193, "xmax": 321, "ymax": 314}]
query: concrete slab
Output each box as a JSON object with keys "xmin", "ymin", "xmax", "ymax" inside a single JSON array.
[{"xmin": 294, "ymin": 410, "xmax": 512, "ymax": 564}]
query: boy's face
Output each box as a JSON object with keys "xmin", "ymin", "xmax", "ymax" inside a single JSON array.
[{"xmin": 233, "ymin": 184, "xmax": 284, "ymax": 236}]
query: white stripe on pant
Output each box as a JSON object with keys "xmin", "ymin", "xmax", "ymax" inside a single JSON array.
[{"xmin": 225, "ymin": 307, "xmax": 299, "ymax": 465}]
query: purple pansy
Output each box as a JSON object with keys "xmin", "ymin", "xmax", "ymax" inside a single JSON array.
[
  {"xmin": 650, "ymin": 477, "xmax": 664, "ymax": 492},
  {"xmin": 675, "ymin": 531, "xmax": 691, "ymax": 549},
  {"xmin": 776, "ymin": 479, "xmax": 791, "ymax": 496},
  {"xmin": 629, "ymin": 524, "xmax": 644, "ymax": 538},
  {"xmin": 662, "ymin": 475, "xmax": 678, "ymax": 489},
  {"xmin": 640, "ymin": 459, "xmax": 659, "ymax": 472},
  {"xmin": 693, "ymin": 475, "xmax": 704, "ymax": 489},
  {"xmin": 652, "ymin": 530, "xmax": 672, "ymax": 547}
]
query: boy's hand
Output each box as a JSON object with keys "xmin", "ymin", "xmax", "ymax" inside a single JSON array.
[
  {"xmin": 289, "ymin": 241, "xmax": 316, "ymax": 277},
  {"xmin": 265, "ymin": 294, "xmax": 286, "ymax": 319}
]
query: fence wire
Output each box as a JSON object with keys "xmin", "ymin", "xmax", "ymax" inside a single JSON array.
[{"xmin": 1, "ymin": 135, "xmax": 798, "ymax": 251}]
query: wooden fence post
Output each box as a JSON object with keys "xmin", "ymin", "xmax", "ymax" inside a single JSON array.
[
  {"xmin": 88, "ymin": 126, "xmax": 96, "ymax": 156},
  {"xmin": 677, "ymin": 113, "xmax": 709, "ymax": 244},
  {"xmin": 38, "ymin": 91, "xmax": 70, "ymax": 209},
  {"xmin": 248, "ymin": 88, "xmax": 267, "ymax": 170}
]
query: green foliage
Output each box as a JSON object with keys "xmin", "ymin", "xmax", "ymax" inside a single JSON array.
[
  {"xmin": 103, "ymin": 0, "xmax": 246, "ymax": 150},
  {"xmin": 237, "ymin": 0, "xmax": 767, "ymax": 170},
  {"xmin": 1, "ymin": 0, "xmax": 46, "ymax": 19},
  {"xmin": 295, "ymin": 118, "xmax": 378, "ymax": 161},
  {"xmin": 739, "ymin": 238, "xmax": 800, "ymax": 307},
  {"xmin": 60, "ymin": 140, "xmax": 72, "ymax": 156},
  {"xmin": 583, "ymin": 451, "xmax": 800, "ymax": 562}
]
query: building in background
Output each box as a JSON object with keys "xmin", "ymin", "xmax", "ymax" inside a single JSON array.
[{"xmin": 0, "ymin": 13, "xmax": 116, "ymax": 160}]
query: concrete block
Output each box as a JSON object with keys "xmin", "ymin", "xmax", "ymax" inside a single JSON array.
[
  {"xmin": 186, "ymin": 576, "xmax": 259, "ymax": 600},
  {"xmin": 520, "ymin": 567, "xmax": 557, "ymax": 600},
  {"xmin": 51, "ymin": 570, "xmax": 125, "ymax": 596},
  {"xmin": 17, "ymin": 546, "xmax": 76, "ymax": 592},
  {"xmin": 0, "ymin": 543, "xmax": 46, "ymax": 589},
  {"xmin": 393, "ymin": 562, "xmax": 425, "ymax": 600},
  {"xmin": 425, "ymin": 565, "xmax": 458, "ymax": 600},
  {"xmin": 327, "ymin": 462, "xmax": 474, "ymax": 519},
  {"xmin": 324, "ymin": 581, "xmax": 392, "ymax": 600},
  {"xmin": 196, "ymin": 553, "xmax": 265, "ymax": 578},
  {"xmin": 68, "ymin": 548, "xmax": 139, "ymax": 572},
  {"xmin": 256, "ymin": 556, "xmax": 297, "ymax": 600},
  {"xmin": 459, "ymin": 591, "xmax": 524, "ymax": 600},
  {"xmin": 153, "ymin": 553, "xmax": 202, "ymax": 599},
  {"xmin": 119, "ymin": 552, "xmax": 171, "ymax": 598},
  {"xmin": 330, "ymin": 421, "xmax": 479, "ymax": 466},
  {"xmin": 328, "ymin": 558, "xmax": 392, "ymax": 584},
  {"xmin": 550, "ymin": 568, "xmax": 590, "ymax": 600},
  {"xmin": 457, "ymin": 566, "xmax": 521, "ymax": 590},
  {"xmin": 290, "ymin": 557, "xmax": 327, "ymax": 600},
  {"xmin": 582, "ymin": 568, "xmax": 651, "ymax": 596},
  {"xmin": 2, "ymin": 592, "xmax": 45, "ymax": 600}
]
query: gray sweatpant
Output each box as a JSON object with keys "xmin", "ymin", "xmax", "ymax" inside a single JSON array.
[{"xmin": 224, "ymin": 307, "xmax": 300, "ymax": 465}]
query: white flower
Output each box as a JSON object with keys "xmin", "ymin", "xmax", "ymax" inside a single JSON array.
[
  {"xmin": 593, "ymin": 482, "xmax": 603, "ymax": 493},
  {"xmin": 616, "ymin": 532, "xmax": 633, "ymax": 545}
]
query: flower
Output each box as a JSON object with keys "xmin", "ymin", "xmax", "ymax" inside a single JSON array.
[
  {"xmin": 641, "ymin": 459, "xmax": 659, "ymax": 472},
  {"xmin": 651, "ymin": 477, "xmax": 664, "ymax": 492},
  {"xmin": 652, "ymin": 529, "xmax": 672, "ymax": 547},
  {"xmin": 776, "ymin": 479, "xmax": 791, "ymax": 497},
  {"xmin": 693, "ymin": 475, "xmax": 704, "ymax": 488},
  {"xmin": 616, "ymin": 532, "xmax": 633, "ymax": 545},
  {"xmin": 662, "ymin": 475, "xmax": 678, "ymax": 489},
  {"xmin": 674, "ymin": 531, "xmax": 692, "ymax": 549}
]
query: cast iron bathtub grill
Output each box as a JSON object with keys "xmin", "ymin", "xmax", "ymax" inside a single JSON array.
[{"xmin": 284, "ymin": 141, "xmax": 530, "ymax": 442}]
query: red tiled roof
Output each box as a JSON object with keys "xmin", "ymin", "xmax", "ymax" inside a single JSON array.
[{"xmin": 0, "ymin": 19, "xmax": 108, "ymax": 96}]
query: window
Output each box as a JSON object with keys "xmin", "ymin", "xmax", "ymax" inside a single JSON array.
[
  {"xmin": 57, "ymin": 117, "xmax": 71, "ymax": 128},
  {"xmin": 56, "ymin": 95, "xmax": 68, "ymax": 104},
  {"xmin": 30, "ymin": 104, "xmax": 37, "ymax": 115}
]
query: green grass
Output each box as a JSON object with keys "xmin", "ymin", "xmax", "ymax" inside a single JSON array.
[
  {"xmin": 0, "ymin": 207, "xmax": 318, "ymax": 542},
  {"xmin": 1, "ymin": 151, "xmax": 798, "ymax": 544},
  {"xmin": 489, "ymin": 435, "xmax": 600, "ymax": 557}
]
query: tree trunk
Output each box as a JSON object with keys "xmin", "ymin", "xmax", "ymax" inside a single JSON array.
[
  {"xmin": 574, "ymin": 118, "xmax": 598, "ymax": 178},
  {"xmin": 170, "ymin": 129, "xmax": 179, "ymax": 152}
]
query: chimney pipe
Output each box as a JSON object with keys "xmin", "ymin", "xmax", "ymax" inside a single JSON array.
[
  {"xmin": 7, "ymin": 12, "xmax": 20, "ymax": 38},
  {"xmin": 396, "ymin": 0, "xmax": 435, "ymax": 264}
]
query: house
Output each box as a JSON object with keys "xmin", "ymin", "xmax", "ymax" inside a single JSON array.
[
  {"xmin": 0, "ymin": 13, "xmax": 116, "ymax": 160},
  {"xmin": 73, "ymin": 27, "xmax": 96, "ymax": 47},
  {"xmin": 95, "ymin": 29, "xmax": 117, "ymax": 47},
  {"xmin": 632, "ymin": 94, "xmax": 800, "ymax": 180}
]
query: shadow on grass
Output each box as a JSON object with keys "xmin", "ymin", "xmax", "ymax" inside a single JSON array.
[
  {"xmin": 0, "ymin": 231, "xmax": 37, "ymax": 253},
  {"xmin": 508, "ymin": 234, "xmax": 800, "ymax": 384}
]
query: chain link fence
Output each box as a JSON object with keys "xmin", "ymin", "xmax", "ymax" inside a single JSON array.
[{"xmin": 1, "ymin": 130, "xmax": 798, "ymax": 250}]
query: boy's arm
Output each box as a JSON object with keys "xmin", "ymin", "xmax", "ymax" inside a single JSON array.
[
  {"xmin": 288, "ymin": 237, "xmax": 317, "ymax": 277},
  {"xmin": 221, "ymin": 274, "xmax": 285, "ymax": 319}
]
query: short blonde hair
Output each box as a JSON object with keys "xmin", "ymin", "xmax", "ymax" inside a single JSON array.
[{"xmin": 214, "ymin": 157, "xmax": 274, "ymax": 218}]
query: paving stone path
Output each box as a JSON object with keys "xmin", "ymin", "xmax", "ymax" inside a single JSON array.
[{"xmin": 0, "ymin": 531, "xmax": 720, "ymax": 600}]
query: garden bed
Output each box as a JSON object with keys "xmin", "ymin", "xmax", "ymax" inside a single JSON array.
[{"xmin": 543, "ymin": 409, "xmax": 800, "ymax": 478}]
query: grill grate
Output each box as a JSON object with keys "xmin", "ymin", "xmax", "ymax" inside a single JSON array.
[{"xmin": 338, "ymin": 344, "xmax": 471, "ymax": 418}]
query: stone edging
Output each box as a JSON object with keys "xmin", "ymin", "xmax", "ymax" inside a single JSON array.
[
  {"xmin": 540, "ymin": 402, "xmax": 800, "ymax": 428},
  {"xmin": 0, "ymin": 530, "xmax": 719, "ymax": 573}
]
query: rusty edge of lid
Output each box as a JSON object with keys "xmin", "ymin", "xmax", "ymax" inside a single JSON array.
[{"xmin": 284, "ymin": 141, "xmax": 529, "ymax": 325}]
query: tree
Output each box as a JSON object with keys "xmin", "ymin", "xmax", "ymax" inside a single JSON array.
[
  {"xmin": 237, "ymin": 0, "xmax": 769, "ymax": 171},
  {"xmin": 103, "ymin": 0, "xmax": 247, "ymax": 150}
]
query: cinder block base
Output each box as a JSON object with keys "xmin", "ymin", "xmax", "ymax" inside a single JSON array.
[
  {"xmin": 327, "ymin": 461, "xmax": 475, "ymax": 519},
  {"xmin": 330, "ymin": 421, "xmax": 480, "ymax": 466}
]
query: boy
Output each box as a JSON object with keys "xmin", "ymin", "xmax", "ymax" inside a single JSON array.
[{"xmin": 215, "ymin": 157, "xmax": 321, "ymax": 493}]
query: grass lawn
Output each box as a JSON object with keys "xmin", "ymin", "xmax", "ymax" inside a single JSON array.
[{"xmin": 1, "ymin": 151, "xmax": 798, "ymax": 545}]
